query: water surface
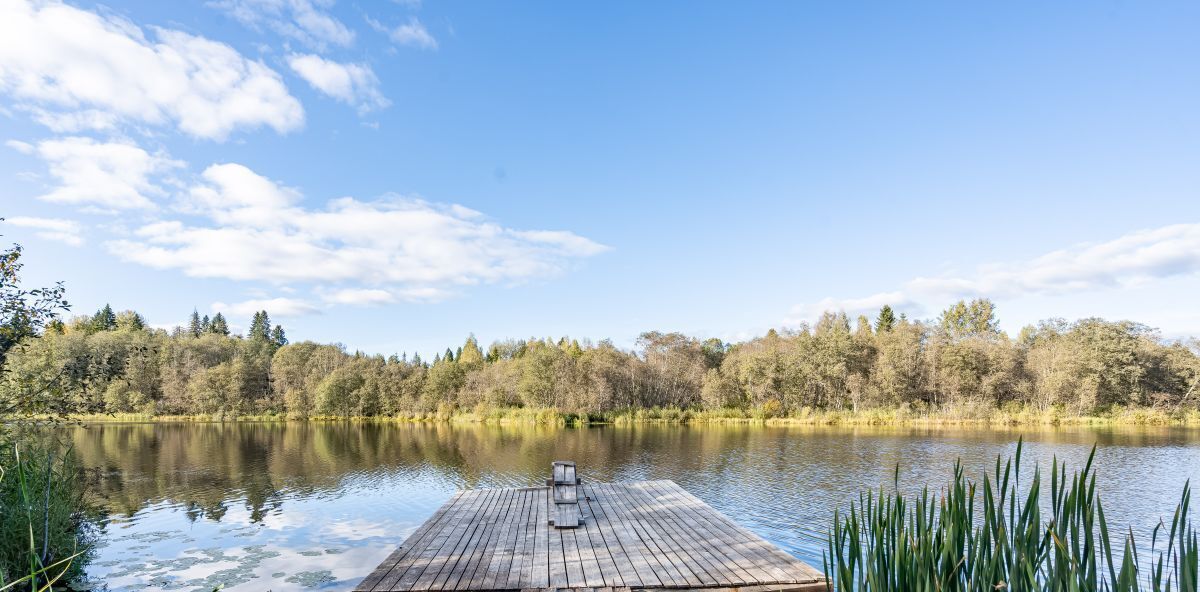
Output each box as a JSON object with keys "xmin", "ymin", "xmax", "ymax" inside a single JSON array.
[{"xmin": 67, "ymin": 422, "xmax": 1200, "ymax": 591}]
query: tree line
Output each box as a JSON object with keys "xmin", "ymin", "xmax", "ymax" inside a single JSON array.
[{"xmin": 2, "ymin": 298, "xmax": 1198, "ymax": 419}]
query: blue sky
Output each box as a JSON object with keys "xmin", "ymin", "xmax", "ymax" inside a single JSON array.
[{"xmin": 1, "ymin": 0, "xmax": 1198, "ymax": 356}]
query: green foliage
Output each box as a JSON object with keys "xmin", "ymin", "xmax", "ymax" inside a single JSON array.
[
  {"xmin": 0, "ymin": 241, "xmax": 68, "ymax": 368},
  {"xmin": 875, "ymin": 305, "xmax": 896, "ymax": 333},
  {"xmin": 0, "ymin": 442, "xmax": 95, "ymax": 590},
  {"xmin": 89, "ymin": 305, "xmax": 116, "ymax": 334},
  {"xmin": 824, "ymin": 441, "xmax": 1198, "ymax": 591},
  {"xmin": 208, "ymin": 313, "xmax": 230, "ymax": 336},
  {"xmin": 248, "ymin": 311, "xmax": 271, "ymax": 343},
  {"xmin": 187, "ymin": 309, "xmax": 202, "ymax": 338},
  {"xmin": 1, "ymin": 298, "xmax": 1199, "ymax": 421},
  {"xmin": 114, "ymin": 310, "xmax": 145, "ymax": 331},
  {"xmin": 939, "ymin": 298, "xmax": 1001, "ymax": 339}
]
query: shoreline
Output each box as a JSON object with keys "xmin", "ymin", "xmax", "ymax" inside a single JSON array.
[{"xmin": 25, "ymin": 405, "xmax": 1200, "ymax": 427}]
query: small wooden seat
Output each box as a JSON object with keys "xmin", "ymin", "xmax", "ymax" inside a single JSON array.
[{"xmin": 549, "ymin": 460, "xmax": 581, "ymax": 529}]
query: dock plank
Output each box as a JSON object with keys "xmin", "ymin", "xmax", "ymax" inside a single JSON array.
[{"xmin": 358, "ymin": 479, "xmax": 823, "ymax": 592}]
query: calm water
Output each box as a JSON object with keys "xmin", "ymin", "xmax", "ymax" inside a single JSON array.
[{"xmin": 63, "ymin": 422, "xmax": 1200, "ymax": 591}]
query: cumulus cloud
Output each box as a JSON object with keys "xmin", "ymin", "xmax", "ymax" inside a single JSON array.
[
  {"xmin": 369, "ymin": 16, "xmax": 437, "ymax": 50},
  {"xmin": 321, "ymin": 288, "xmax": 396, "ymax": 306},
  {"xmin": 209, "ymin": 0, "xmax": 355, "ymax": 50},
  {"xmin": 106, "ymin": 162, "xmax": 608, "ymax": 304},
  {"xmin": 3, "ymin": 215, "xmax": 83, "ymax": 246},
  {"xmin": 787, "ymin": 223, "xmax": 1200, "ymax": 325},
  {"xmin": 212, "ymin": 297, "xmax": 320, "ymax": 317},
  {"xmin": 14, "ymin": 136, "xmax": 182, "ymax": 210},
  {"xmin": 287, "ymin": 54, "xmax": 389, "ymax": 113},
  {"xmin": 0, "ymin": 0, "xmax": 304, "ymax": 140}
]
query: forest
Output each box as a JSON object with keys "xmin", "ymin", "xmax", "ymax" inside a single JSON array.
[{"xmin": 2, "ymin": 297, "xmax": 1199, "ymax": 422}]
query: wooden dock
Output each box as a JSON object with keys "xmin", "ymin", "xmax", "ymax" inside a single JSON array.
[{"xmin": 356, "ymin": 471, "xmax": 826, "ymax": 592}]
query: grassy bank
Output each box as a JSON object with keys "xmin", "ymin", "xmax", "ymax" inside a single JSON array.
[{"xmin": 50, "ymin": 403, "xmax": 1200, "ymax": 427}]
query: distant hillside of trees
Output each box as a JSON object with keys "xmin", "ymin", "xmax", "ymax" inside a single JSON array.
[{"xmin": 2, "ymin": 298, "xmax": 1198, "ymax": 420}]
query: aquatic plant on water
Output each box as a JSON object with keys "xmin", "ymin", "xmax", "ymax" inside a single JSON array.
[{"xmin": 824, "ymin": 441, "xmax": 1198, "ymax": 591}]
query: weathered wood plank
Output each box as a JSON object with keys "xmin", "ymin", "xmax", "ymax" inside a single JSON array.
[
  {"xmin": 529, "ymin": 486, "xmax": 550, "ymax": 588},
  {"xmin": 650, "ymin": 481, "xmax": 822, "ymax": 583},
  {"xmin": 571, "ymin": 508, "xmax": 606, "ymax": 588},
  {"xmin": 460, "ymin": 487, "xmax": 517, "ymax": 590},
  {"xmin": 510, "ymin": 487, "xmax": 538, "ymax": 589},
  {"xmin": 359, "ymin": 479, "xmax": 825, "ymax": 592},
  {"xmin": 396, "ymin": 489, "xmax": 492, "ymax": 591},
  {"xmin": 548, "ymin": 499, "xmax": 569, "ymax": 587},
  {"xmin": 561, "ymin": 511, "xmax": 586, "ymax": 587},
  {"xmin": 579, "ymin": 484, "xmax": 631, "ymax": 588},
  {"xmin": 424, "ymin": 488, "xmax": 502, "ymax": 590},
  {"xmin": 483, "ymin": 487, "xmax": 527, "ymax": 589},
  {"xmin": 603, "ymin": 482, "xmax": 696, "ymax": 587},
  {"xmin": 589, "ymin": 483, "xmax": 665, "ymax": 588},
  {"xmin": 635, "ymin": 480, "xmax": 765, "ymax": 585},
  {"xmin": 356, "ymin": 491, "xmax": 468, "ymax": 591},
  {"xmin": 622, "ymin": 482, "xmax": 741, "ymax": 586},
  {"xmin": 643, "ymin": 480, "xmax": 793, "ymax": 583}
]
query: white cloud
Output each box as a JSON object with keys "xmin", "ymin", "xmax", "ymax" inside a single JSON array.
[
  {"xmin": 106, "ymin": 162, "xmax": 608, "ymax": 303},
  {"xmin": 212, "ymin": 297, "xmax": 320, "ymax": 317},
  {"xmin": 369, "ymin": 16, "xmax": 437, "ymax": 50},
  {"xmin": 3, "ymin": 215, "xmax": 83, "ymax": 246},
  {"xmin": 321, "ymin": 288, "xmax": 395, "ymax": 306},
  {"xmin": 17, "ymin": 136, "xmax": 182, "ymax": 210},
  {"xmin": 5, "ymin": 139, "xmax": 33, "ymax": 154},
  {"xmin": 287, "ymin": 53, "xmax": 389, "ymax": 113},
  {"xmin": 210, "ymin": 0, "xmax": 355, "ymax": 50},
  {"xmin": 787, "ymin": 223, "xmax": 1200, "ymax": 325},
  {"xmin": 0, "ymin": 0, "xmax": 304, "ymax": 140}
]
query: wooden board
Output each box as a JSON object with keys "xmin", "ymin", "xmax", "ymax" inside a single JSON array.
[{"xmin": 356, "ymin": 480, "xmax": 824, "ymax": 591}]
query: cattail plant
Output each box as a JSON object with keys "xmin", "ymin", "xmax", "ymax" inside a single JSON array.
[{"xmin": 824, "ymin": 440, "xmax": 1198, "ymax": 591}]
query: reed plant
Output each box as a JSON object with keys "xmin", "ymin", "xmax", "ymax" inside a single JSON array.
[
  {"xmin": 0, "ymin": 444, "xmax": 91, "ymax": 591},
  {"xmin": 824, "ymin": 441, "xmax": 1198, "ymax": 591}
]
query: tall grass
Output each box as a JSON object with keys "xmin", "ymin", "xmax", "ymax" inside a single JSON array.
[
  {"xmin": 0, "ymin": 444, "xmax": 91, "ymax": 591},
  {"xmin": 824, "ymin": 441, "xmax": 1198, "ymax": 591}
]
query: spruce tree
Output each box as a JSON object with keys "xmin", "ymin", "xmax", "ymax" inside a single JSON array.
[
  {"xmin": 188, "ymin": 309, "xmax": 202, "ymax": 337},
  {"xmin": 876, "ymin": 305, "xmax": 896, "ymax": 333},
  {"xmin": 271, "ymin": 324, "xmax": 287, "ymax": 347},
  {"xmin": 201, "ymin": 314, "xmax": 211, "ymax": 333},
  {"xmin": 444, "ymin": 348, "xmax": 455, "ymax": 362},
  {"xmin": 248, "ymin": 311, "xmax": 272, "ymax": 341},
  {"xmin": 92, "ymin": 304, "xmax": 117, "ymax": 332},
  {"xmin": 210, "ymin": 313, "xmax": 230, "ymax": 336}
]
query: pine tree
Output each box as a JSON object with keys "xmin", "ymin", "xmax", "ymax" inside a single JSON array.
[
  {"xmin": 92, "ymin": 304, "xmax": 117, "ymax": 332},
  {"xmin": 271, "ymin": 324, "xmax": 287, "ymax": 347},
  {"xmin": 876, "ymin": 305, "xmax": 896, "ymax": 333},
  {"xmin": 248, "ymin": 311, "xmax": 272, "ymax": 341},
  {"xmin": 210, "ymin": 313, "xmax": 230, "ymax": 336},
  {"xmin": 188, "ymin": 309, "xmax": 202, "ymax": 337}
]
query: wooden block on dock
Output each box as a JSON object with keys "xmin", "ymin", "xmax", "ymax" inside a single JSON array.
[
  {"xmin": 550, "ymin": 502, "xmax": 580, "ymax": 528},
  {"xmin": 551, "ymin": 460, "xmax": 578, "ymax": 485}
]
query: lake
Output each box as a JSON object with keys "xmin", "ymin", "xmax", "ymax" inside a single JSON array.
[{"xmin": 65, "ymin": 422, "xmax": 1200, "ymax": 591}]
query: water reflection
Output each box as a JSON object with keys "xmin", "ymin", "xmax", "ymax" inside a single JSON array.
[{"xmin": 67, "ymin": 422, "xmax": 1200, "ymax": 591}]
